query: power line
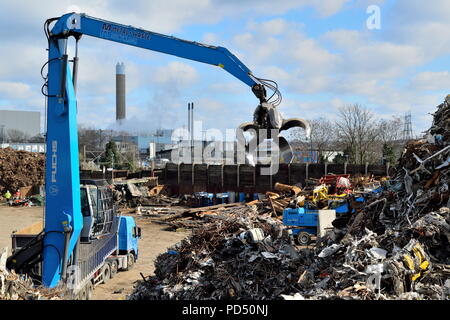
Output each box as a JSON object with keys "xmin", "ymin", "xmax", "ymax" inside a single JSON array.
[{"xmin": 403, "ymin": 112, "xmax": 413, "ymax": 141}]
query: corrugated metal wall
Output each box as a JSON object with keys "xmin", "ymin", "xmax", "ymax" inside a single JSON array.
[{"xmin": 81, "ymin": 162, "xmax": 390, "ymax": 194}]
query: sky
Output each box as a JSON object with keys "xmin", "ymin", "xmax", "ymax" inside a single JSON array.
[{"xmin": 0, "ymin": 0, "xmax": 449, "ymax": 139}]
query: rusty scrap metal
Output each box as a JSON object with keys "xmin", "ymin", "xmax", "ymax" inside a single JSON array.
[
  {"xmin": 0, "ymin": 248, "xmax": 62, "ymax": 300},
  {"xmin": 129, "ymin": 96, "xmax": 450, "ymax": 301}
]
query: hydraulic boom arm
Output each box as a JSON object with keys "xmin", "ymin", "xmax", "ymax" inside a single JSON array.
[
  {"xmin": 42, "ymin": 12, "xmax": 273, "ymax": 287},
  {"xmin": 49, "ymin": 13, "xmax": 268, "ymax": 101}
]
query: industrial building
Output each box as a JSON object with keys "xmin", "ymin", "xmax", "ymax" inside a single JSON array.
[
  {"xmin": 112, "ymin": 129, "xmax": 175, "ymax": 166},
  {"xmin": 0, "ymin": 143, "xmax": 45, "ymax": 153},
  {"xmin": 0, "ymin": 110, "xmax": 41, "ymax": 141}
]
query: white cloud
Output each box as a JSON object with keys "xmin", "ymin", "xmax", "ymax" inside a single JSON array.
[
  {"xmin": 226, "ymin": 13, "xmax": 450, "ymax": 133},
  {"xmin": 213, "ymin": 0, "xmax": 351, "ymax": 18},
  {"xmin": 153, "ymin": 61, "xmax": 199, "ymax": 86},
  {"xmin": 290, "ymin": 38, "xmax": 340, "ymax": 74},
  {"xmin": 313, "ymin": 0, "xmax": 352, "ymax": 17},
  {"xmin": 382, "ymin": 1, "xmax": 450, "ymax": 64},
  {"xmin": 324, "ymin": 30, "xmax": 424, "ymax": 79},
  {"xmin": 202, "ymin": 32, "xmax": 218, "ymax": 45},
  {"xmin": 247, "ymin": 18, "xmax": 291, "ymax": 36},
  {"xmin": 0, "ymin": 44, "xmax": 46, "ymax": 81},
  {"xmin": 208, "ymin": 82, "xmax": 246, "ymax": 95},
  {"xmin": 0, "ymin": 81, "xmax": 34, "ymax": 99},
  {"xmin": 197, "ymin": 97, "xmax": 224, "ymax": 112},
  {"xmin": 1, "ymin": 0, "xmax": 449, "ymax": 134},
  {"xmin": 410, "ymin": 71, "xmax": 450, "ymax": 91},
  {"xmin": 233, "ymin": 18, "xmax": 338, "ymax": 75},
  {"xmin": 323, "ymin": 30, "xmax": 361, "ymax": 48}
]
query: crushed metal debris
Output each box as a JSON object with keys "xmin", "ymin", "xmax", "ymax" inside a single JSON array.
[
  {"xmin": 113, "ymin": 180, "xmax": 184, "ymax": 208},
  {"xmin": 0, "ymin": 248, "xmax": 61, "ymax": 300},
  {"xmin": 130, "ymin": 96, "xmax": 450, "ymax": 300}
]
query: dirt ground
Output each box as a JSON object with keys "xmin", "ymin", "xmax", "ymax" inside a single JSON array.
[
  {"xmin": 92, "ymin": 216, "xmax": 189, "ymax": 300},
  {"xmin": 0, "ymin": 204, "xmax": 44, "ymax": 251},
  {"xmin": 0, "ymin": 204, "xmax": 190, "ymax": 300}
]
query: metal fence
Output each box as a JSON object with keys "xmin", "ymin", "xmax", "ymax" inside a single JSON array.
[{"xmin": 81, "ymin": 162, "xmax": 390, "ymax": 194}]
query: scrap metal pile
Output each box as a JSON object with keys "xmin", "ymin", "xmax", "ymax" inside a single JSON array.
[
  {"xmin": 130, "ymin": 96, "xmax": 450, "ymax": 300},
  {"xmin": 113, "ymin": 179, "xmax": 183, "ymax": 208},
  {"xmin": 142, "ymin": 202, "xmax": 248, "ymax": 231},
  {"xmin": 310, "ymin": 96, "xmax": 450, "ymax": 299},
  {"xmin": 249, "ymin": 175, "xmax": 372, "ymax": 218},
  {"xmin": 0, "ymin": 249, "xmax": 61, "ymax": 300},
  {"xmin": 130, "ymin": 207, "xmax": 308, "ymax": 300},
  {"xmin": 0, "ymin": 148, "xmax": 44, "ymax": 198}
]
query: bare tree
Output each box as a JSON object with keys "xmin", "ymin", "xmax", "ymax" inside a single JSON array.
[
  {"xmin": 0, "ymin": 125, "xmax": 7, "ymax": 144},
  {"xmin": 78, "ymin": 125, "xmax": 111, "ymax": 151},
  {"xmin": 336, "ymin": 104, "xmax": 379, "ymax": 164},
  {"xmin": 289, "ymin": 117, "xmax": 337, "ymax": 163},
  {"xmin": 7, "ymin": 129, "xmax": 30, "ymax": 143},
  {"xmin": 378, "ymin": 116, "xmax": 403, "ymax": 144},
  {"xmin": 29, "ymin": 135, "xmax": 45, "ymax": 143},
  {"xmin": 78, "ymin": 125, "xmax": 114, "ymax": 164},
  {"xmin": 377, "ymin": 116, "xmax": 404, "ymax": 164},
  {"xmin": 78, "ymin": 125, "xmax": 139, "ymax": 169}
]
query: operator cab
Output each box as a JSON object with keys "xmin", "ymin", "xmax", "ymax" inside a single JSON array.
[{"xmin": 80, "ymin": 179, "xmax": 115, "ymax": 242}]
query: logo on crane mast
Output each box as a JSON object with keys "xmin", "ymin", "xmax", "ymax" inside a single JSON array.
[
  {"xmin": 101, "ymin": 23, "xmax": 151, "ymax": 44},
  {"xmin": 51, "ymin": 140, "xmax": 57, "ymax": 183},
  {"xmin": 49, "ymin": 140, "xmax": 59, "ymax": 196},
  {"xmin": 101, "ymin": 23, "xmax": 151, "ymax": 43}
]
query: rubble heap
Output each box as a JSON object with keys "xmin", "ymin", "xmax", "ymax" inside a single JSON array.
[
  {"xmin": 113, "ymin": 181, "xmax": 184, "ymax": 208},
  {"xmin": 342, "ymin": 96, "xmax": 450, "ymax": 239},
  {"xmin": 0, "ymin": 270, "xmax": 63, "ymax": 300},
  {"xmin": 129, "ymin": 207, "xmax": 310, "ymax": 300},
  {"xmin": 0, "ymin": 249, "xmax": 61, "ymax": 300},
  {"xmin": 130, "ymin": 96, "xmax": 450, "ymax": 300},
  {"xmin": 289, "ymin": 96, "xmax": 450, "ymax": 299},
  {"xmin": 147, "ymin": 203, "xmax": 250, "ymax": 231},
  {"xmin": 0, "ymin": 148, "xmax": 44, "ymax": 196}
]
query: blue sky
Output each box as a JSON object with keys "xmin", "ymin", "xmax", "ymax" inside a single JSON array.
[{"xmin": 1, "ymin": 0, "xmax": 449, "ymax": 139}]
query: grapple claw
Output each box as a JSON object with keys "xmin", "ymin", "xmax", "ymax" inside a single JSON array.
[{"xmin": 237, "ymin": 104, "xmax": 310, "ymax": 165}]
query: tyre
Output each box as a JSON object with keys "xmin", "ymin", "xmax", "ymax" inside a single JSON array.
[
  {"xmin": 297, "ymin": 232, "xmax": 311, "ymax": 245},
  {"xmin": 101, "ymin": 263, "xmax": 111, "ymax": 284},
  {"xmin": 110, "ymin": 260, "xmax": 118, "ymax": 278},
  {"xmin": 124, "ymin": 253, "xmax": 135, "ymax": 271}
]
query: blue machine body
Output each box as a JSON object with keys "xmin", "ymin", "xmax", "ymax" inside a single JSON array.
[
  {"xmin": 207, "ymin": 193, "xmax": 214, "ymax": 205},
  {"xmin": 283, "ymin": 193, "xmax": 378, "ymax": 237},
  {"xmin": 43, "ymin": 13, "xmax": 264, "ymax": 287},
  {"xmin": 193, "ymin": 192, "xmax": 229, "ymax": 206},
  {"xmin": 43, "ymin": 40, "xmax": 83, "ymax": 287},
  {"xmin": 215, "ymin": 193, "xmax": 229, "ymax": 204},
  {"xmin": 333, "ymin": 196, "xmax": 365, "ymax": 215},
  {"xmin": 193, "ymin": 192, "xmax": 211, "ymax": 207},
  {"xmin": 118, "ymin": 216, "xmax": 139, "ymax": 259},
  {"xmin": 282, "ymin": 208, "xmax": 318, "ymax": 236}
]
